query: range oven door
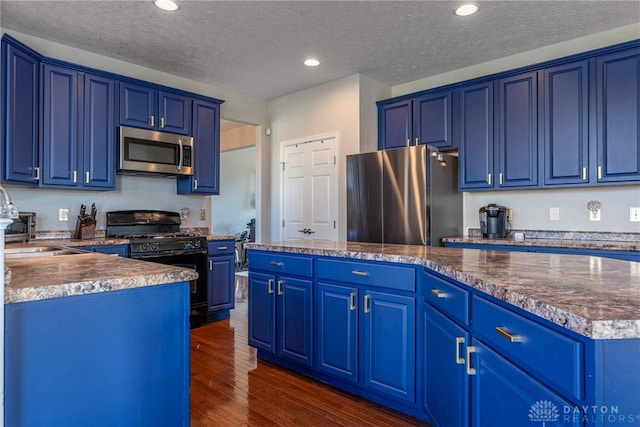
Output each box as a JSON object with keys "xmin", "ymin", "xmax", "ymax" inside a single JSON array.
[{"xmin": 132, "ymin": 252, "xmax": 208, "ymax": 328}]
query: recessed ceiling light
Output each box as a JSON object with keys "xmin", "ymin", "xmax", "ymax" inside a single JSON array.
[
  {"xmin": 154, "ymin": 0, "xmax": 179, "ymax": 12},
  {"xmin": 455, "ymin": 4, "xmax": 478, "ymax": 16},
  {"xmin": 304, "ymin": 58, "xmax": 320, "ymax": 67}
]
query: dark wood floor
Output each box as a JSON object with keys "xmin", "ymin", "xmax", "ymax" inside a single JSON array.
[{"xmin": 190, "ymin": 273, "xmax": 430, "ymax": 426}]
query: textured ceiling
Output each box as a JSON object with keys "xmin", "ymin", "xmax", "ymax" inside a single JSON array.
[{"xmin": 2, "ymin": 1, "xmax": 639, "ymax": 100}]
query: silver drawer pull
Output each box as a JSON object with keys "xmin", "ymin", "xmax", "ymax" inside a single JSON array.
[
  {"xmin": 269, "ymin": 261, "xmax": 284, "ymax": 267},
  {"xmin": 496, "ymin": 326, "xmax": 522, "ymax": 343},
  {"xmin": 431, "ymin": 289, "xmax": 446, "ymax": 298},
  {"xmin": 217, "ymin": 246, "xmax": 228, "ymax": 250},
  {"xmin": 351, "ymin": 270, "xmax": 369, "ymax": 277},
  {"xmin": 455, "ymin": 337, "xmax": 465, "ymax": 364},
  {"xmin": 349, "ymin": 293, "xmax": 356, "ymax": 311},
  {"xmin": 466, "ymin": 346, "xmax": 477, "ymax": 375}
]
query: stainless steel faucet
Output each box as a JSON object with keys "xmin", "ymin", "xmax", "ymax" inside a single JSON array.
[{"xmin": 0, "ymin": 185, "xmax": 18, "ymax": 219}]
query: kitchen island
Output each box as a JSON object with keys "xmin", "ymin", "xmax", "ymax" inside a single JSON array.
[
  {"xmin": 4, "ymin": 251, "xmax": 197, "ymax": 427},
  {"xmin": 246, "ymin": 240, "xmax": 640, "ymax": 426}
]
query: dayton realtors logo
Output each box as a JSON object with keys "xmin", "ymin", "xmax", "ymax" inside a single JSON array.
[{"xmin": 529, "ymin": 400, "xmax": 640, "ymax": 425}]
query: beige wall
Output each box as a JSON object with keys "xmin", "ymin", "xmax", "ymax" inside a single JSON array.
[{"xmin": 221, "ymin": 125, "xmax": 257, "ymax": 152}]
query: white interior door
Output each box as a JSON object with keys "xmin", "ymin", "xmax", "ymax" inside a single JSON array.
[{"xmin": 282, "ymin": 137, "xmax": 338, "ymax": 241}]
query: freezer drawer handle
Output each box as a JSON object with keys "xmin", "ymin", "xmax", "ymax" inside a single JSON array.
[
  {"xmin": 496, "ymin": 326, "xmax": 522, "ymax": 343},
  {"xmin": 351, "ymin": 270, "xmax": 369, "ymax": 277}
]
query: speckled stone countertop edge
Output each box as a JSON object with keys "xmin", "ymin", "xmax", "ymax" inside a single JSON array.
[
  {"xmin": 245, "ymin": 242, "xmax": 640, "ymax": 340},
  {"xmin": 442, "ymin": 236, "xmax": 640, "ymax": 251}
]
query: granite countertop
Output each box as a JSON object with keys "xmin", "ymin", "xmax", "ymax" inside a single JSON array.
[
  {"xmin": 4, "ymin": 251, "xmax": 198, "ymax": 304},
  {"xmin": 442, "ymin": 230, "xmax": 640, "ymax": 251},
  {"xmin": 246, "ymin": 240, "xmax": 640, "ymax": 340}
]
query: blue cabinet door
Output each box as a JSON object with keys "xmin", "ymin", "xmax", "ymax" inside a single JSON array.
[
  {"xmin": 118, "ymin": 82, "xmax": 156, "ymax": 130},
  {"xmin": 158, "ymin": 90, "xmax": 191, "ymax": 135},
  {"xmin": 207, "ymin": 254, "xmax": 235, "ymax": 312},
  {"xmin": 315, "ymin": 282, "xmax": 358, "ymax": 383},
  {"xmin": 470, "ymin": 340, "xmax": 582, "ymax": 427},
  {"xmin": 378, "ymin": 99, "xmax": 413, "ymax": 149},
  {"xmin": 414, "ymin": 90, "xmax": 454, "ymax": 149},
  {"xmin": 543, "ymin": 61, "xmax": 589, "ymax": 186},
  {"xmin": 458, "ymin": 82, "xmax": 495, "ymax": 190},
  {"xmin": 177, "ymin": 99, "xmax": 220, "ymax": 194},
  {"xmin": 596, "ymin": 48, "xmax": 640, "ymax": 183},
  {"xmin": 41, "ymin": 64, "xmax": 80, "ymax": 187},
  {"xmin": 424, "ymin": 304, "xmax": 469, "ymax": 427},
  {"xmin": 497, "ymin": 71, "xmax": 539, "ymax": 188},
  {"xmin": 248, "ymin": 272, "xmax": 276, "ymax": 353},
  {"xmin": 277, "ymin": 276, "xmax": 313, "ymax": 367},
  {"xmin": 2, "ymin": 40, "xmax": 40, "ymax": 186},
  {"xmin": 83, "ymin": 73, "xmax": 115, "ymax": 189},
  {"xmin": 362, "ymin": 290, "xmax": 415, "ymax": 402}
]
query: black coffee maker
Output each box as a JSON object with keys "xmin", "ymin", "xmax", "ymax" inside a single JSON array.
[{"xmin": 479, "ymin": 204, "xmax": 509, "ymax": 239}]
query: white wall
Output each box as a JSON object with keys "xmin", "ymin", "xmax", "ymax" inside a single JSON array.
[
  {"xmin": 212, "ymin": 146, "xmax": 256, "ymax": 236},
  {"xmin": 465, "ymin": 186, "xmax": 640, "ymax": 234},
  {"xmin": 267, "ymin": 74, "xmax": 365, "ymax": 241}
]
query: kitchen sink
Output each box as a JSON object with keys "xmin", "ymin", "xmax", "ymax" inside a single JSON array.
[{"xmin": 4, "ymin": 246, "xmax": 86, "ymax": 259}]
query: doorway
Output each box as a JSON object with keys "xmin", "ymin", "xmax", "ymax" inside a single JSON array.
[{"xmin": 280, "ymin": 133, "xmax": 339, "ymax": 241}]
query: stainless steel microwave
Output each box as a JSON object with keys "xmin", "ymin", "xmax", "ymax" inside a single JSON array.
[
  {"xmin": 118, "ymin": 126, "xmax": 194, "ymax": 176},
  {"xmin": 5, "ymin": 212, "xmax": 36, "ymax": 242}
]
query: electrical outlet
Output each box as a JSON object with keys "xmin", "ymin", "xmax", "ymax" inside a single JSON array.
[
  {"xmin": 200, "ymin": 209, "xmax": 206, "ymax": 221},
  {"xmin": 58, "ymin": 208, "xmax": 69, "ymax": 222},
  {"xmin": 589, "ymin": 209, "xmax": 601, "ymax": 222},
  {"xmin": 506, "ymin": 208, "xmax": 513, "ymax": 222},
  {"xmin": 630, "ymin": 207, "xmax": 640, "ymax": 222},
  {"xmin": 549, "ymin": 207, "xmax": 560, "ymax": 221}
]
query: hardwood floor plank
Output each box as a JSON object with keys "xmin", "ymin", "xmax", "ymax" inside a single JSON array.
[{"xmin": 190, "ymin": 274, "xmax": 430, "ymax": 426}]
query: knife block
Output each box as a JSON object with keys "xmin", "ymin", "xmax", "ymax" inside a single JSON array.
[{"xmin": 74, "ymin": 219, "xmax": 96, "ymax": 240}]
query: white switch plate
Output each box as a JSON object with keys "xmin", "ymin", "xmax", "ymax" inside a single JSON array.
[
  {"xmin": 630, "ymin": 207, "xmax": 640, "ymax": 222},
  {"xmin": 589, "ymin": 209, "xmax": 601, "ymax": 222},
  {"xmin": 549, "ymin": 207, "xmax": 560, "ymax": 221},
  {"xmin": 58, "ymin": 208, "xmax": 69, "ymax": 222}
]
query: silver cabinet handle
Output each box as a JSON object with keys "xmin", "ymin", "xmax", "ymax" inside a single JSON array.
[
  {"xmin": 34, "ymin": 166, "xmax": 40, "ymax": 181},
  {"xmin": 351, "ymin": 270, "xmax": 369, "ymax": 277},
  {"xmin": 487, "ymin": 174, "xmax": 492, "ymax": 185},
  {"xmin": 277, "ymin": 280, "xmax": 283, "ymax": 296},
  {"xmin": 349, "ymin": 293, "xmax": 356, "ymax": 311},
  {"xmin": 499, "ymin": 173, "xmax": 503, "ymax": 185},
  {"xmin": 73, "ymin": 170, "xmax": 77, "ymax": 183},
  {"xmin": 582, "ymin": 167, "xmax": 587, "ymax": 180},
  {"xmin": 415, "ymin": 137, "xmax": 419, "ymax": 145},
  {"xmin": 598, "ymin": 166, "xmax": 603, "ymax": 180},
  {"xmin": 495, "ymin": 326, "xmax": 522, "ymax": 343},
  {"xmin": 455, "ymin": 337, "xmax": 465, "ymax": 364},
  {"xmin": 150, "ymin": 115, "xmax": 155, "ymax": 127},
  {"xmin": 209, "ymin": 259, "xmax": 213, "ymax": 270},
  {"xmin": 466, "ymin": 346, "xmax": 477, "ymax": 375},
  {"xmin": 217, "ymin": 246, "xmax": 228, "ymax": 250},
  {"xmin": 406, "ymin": 138, "xmax": 410, "ymax": 147},
  {"xmin": 85, "ymin": 171, "xmax": 90, "ymax": 184},
  {"xmin": 363, "ymin": 294, "xmax": 371, "ymax": 313},
  {"xmin": 267, "ymin": 279, "xmax": 274, "ymax": 294},
  {"xmin": 160, "ymin": 117, "xmax": 165, "ymax": 129},
  {"xmin": 431, "ymin": 289, "xmax": 446, "ymax": 298},
  {"xmin": 194, "ymin": 179, "xmax": 198, "ymax": 190},
  {"xmin": 270, "ymin": 261, "xmax": 284, "ymax": 267}
]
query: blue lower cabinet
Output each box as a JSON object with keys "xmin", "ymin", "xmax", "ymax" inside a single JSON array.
[
  {"xmin": 5, "ymin": 282, "xmax": 190, "ymax": 427},
  {"xmin": 470, "ymin": 339, "xmax": 583, "ymax": 427},
  {"xmin": 248, "ymin": 272, "xmax": 276, "ymax": 353},
  {"xmin": 316, "ymin": 282, "xmax": 359, "ymax": 383},
  {"xmin": 362, "ymin": 290, "xmax": 416, "ymax": 402},
  {"xmin": 207, "ymin": 240, "xmax": 235, "ymax": 321},
  {"xmin": 278, "ymin": 277, "xmax": 313, "ymax": 366},
  {"xmin": 424, "ymin": 304, "xmax": 470, "ymax": 427}
]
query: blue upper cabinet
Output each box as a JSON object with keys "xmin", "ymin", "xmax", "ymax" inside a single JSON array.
[
  {"xmin": 2, "ymin": 37, "xmax": 40, "ymax": 186},
  {"xmin": 378, "ymin": 99, "xmax": 412, "ymax": 149},
  {"xmin": 41, "ymin": 64, "xmax": 80, "ymax": 187},
  {"xmin": 177, "ymin": 99, "xmax": 221, "ymax": 195},
  {"xmin": 378, "ymin": 90, "xmax": 455, "ymax": 150},
  {"xmin": 118, "ymin": 82, "xmax": 192, "ymax": 135},
  {"xmin": 543, "ymin": 61, "xmax": 589, "ymax": 186},
  {"xmin": 458, "ymin": 81, "xmax": 495, "ymax": 190},
  {"xmin": 596, "ymin": 48, "xmax": 640, "ymax": 183},
  {"xmin": 83, "ymin": 73, "xmax": 116, "ymax": 189},
  {"xmin": 496, "ymin": 71, "xmax": 539, "ymax": 188},
  {"xmin": 413, "ymin": 90, "xmax": 454, "ymax": 149},
  {"xmin": 41, "ymin": 64, "xmax": 116, "ymax": 190}
]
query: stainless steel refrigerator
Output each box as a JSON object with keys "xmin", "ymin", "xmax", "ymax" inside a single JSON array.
[{"xmin": 347, "ymin": 145, "xmax": 462, "ymax": 246}]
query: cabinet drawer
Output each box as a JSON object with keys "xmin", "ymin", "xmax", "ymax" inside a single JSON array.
[
  {"xmin": 472, "ymin": 296, "xmax": 584, "ymax": 400},
  {"xmin": 423, "ymin": 271, "xmax": 469, "ymax": 326},
  {"xmin": 316, "ymin": 258, "xmax": 415, "ymax": 292},
  {"xmin": 248, "ymin": 251, "xmax": 313, "ymax": 277},
  {"xmin": 208, "ymin": 240, "xmax": 235, "ymax": 256}
]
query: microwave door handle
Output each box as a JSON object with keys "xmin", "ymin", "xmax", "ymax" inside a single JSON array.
[{"xmin": 177, "ymin": 139, "xmax": 183, "ymax": 171}]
